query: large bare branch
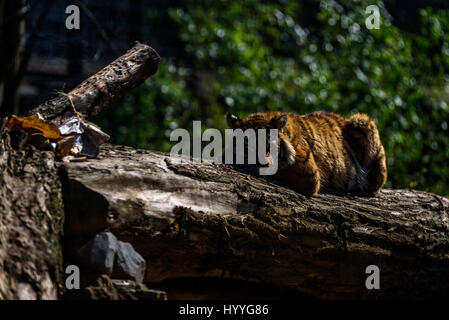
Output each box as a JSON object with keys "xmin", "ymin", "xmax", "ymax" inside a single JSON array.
[{"xmin": 27, "ymin": 42, "xmax": 160, "ymax": 124}]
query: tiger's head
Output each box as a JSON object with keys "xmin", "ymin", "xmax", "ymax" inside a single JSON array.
[{"xmin": 225, "ymin": 112, "xmax": 296, "ymax": 175}]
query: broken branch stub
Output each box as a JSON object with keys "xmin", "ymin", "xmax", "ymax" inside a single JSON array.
[{"xmin": 28, "ymin": 42, "xmax": 161, "ymax": 124}]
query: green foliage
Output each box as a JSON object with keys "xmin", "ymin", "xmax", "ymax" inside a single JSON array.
[{"xmin": 98, "ymin": 0, "xmax": 449, "ymax": 195}]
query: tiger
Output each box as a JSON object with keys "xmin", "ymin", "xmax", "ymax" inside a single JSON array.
[{"xmin": 225, "ymin": 110, "xmax": 387, "ymax": 197}]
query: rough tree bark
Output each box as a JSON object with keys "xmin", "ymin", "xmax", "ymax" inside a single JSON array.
[
  {"xmin": 59, "ymin": 144, "xmax": 449, "ymax": 299},
  {"xmin": 0, "ymin": 132, "xmax": 64, "ymax": 299}
]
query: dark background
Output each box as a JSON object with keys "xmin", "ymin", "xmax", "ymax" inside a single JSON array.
[{"xmin": 1, "ymin": 0, "xmax": 448, "ymax": 195}]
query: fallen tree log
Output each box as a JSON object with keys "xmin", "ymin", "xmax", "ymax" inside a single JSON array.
[{"xmin": 60, "ymin": 144, "xmax": 449, "ymax": 299}]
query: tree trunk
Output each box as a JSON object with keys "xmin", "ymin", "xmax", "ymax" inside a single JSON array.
[
  {"xmin": 0, "ymin": 0, "xmax": 27, "ymax": 117},
  {"xmin": 0, "ymin": 132, "xmax": 64, "ymax": 299},
  {"xmin": 59, "ymin": 144, "xmax": 449, "ymax": 299}
]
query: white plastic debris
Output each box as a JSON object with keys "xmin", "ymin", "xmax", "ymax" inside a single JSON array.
[{"xmin": 58, "ymin": 116, "xmax": 110, "ymax": 158}]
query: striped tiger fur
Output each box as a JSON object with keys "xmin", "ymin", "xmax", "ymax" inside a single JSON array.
[{"xmin": 226, "ymin": 111, "xmax": 387, "ymax": 197}]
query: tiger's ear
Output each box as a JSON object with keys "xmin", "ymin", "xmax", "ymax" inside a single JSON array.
[
  {"xmin": 226, "ymin": 112, "xmax": 241, "ymax": 129},
  {"xmin": 270, "ymin": 115, "xmax": 288, "ymax": 132}
]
